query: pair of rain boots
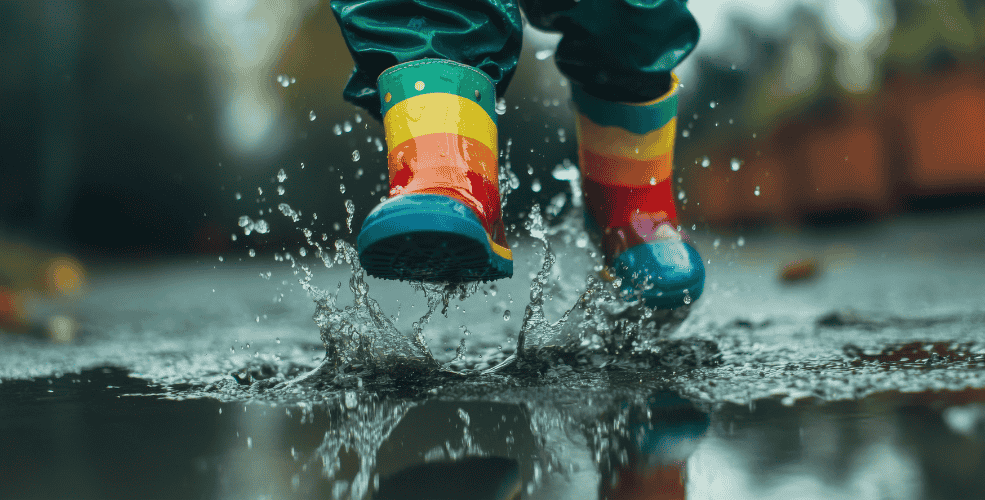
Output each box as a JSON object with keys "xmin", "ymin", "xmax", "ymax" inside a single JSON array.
[{"xmin": 356, "ymin": 59, "xmax": 704, "ymax": 308}]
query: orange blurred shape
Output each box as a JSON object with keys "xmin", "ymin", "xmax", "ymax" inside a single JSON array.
[
  {"xmin": 734, "ymin": 156, "xmax": 790, "ymax": 222},
  {"xmin": 780, "ymin": 258, "xmax": 820, "ymax": 283},
  {"xmin": 603, "ymin": 463, "xmax": 686, "ymax": 500},
  {"xmin": 0, "ymin": 286, "xmax": 30, "ymax": 331},
  {"xmin": 905, "ymin": 72, "xmax": 985, "ymax": 190},
  {"xmin": 45, "ymin": 256, "xmax": 85, "ymax": 297},
  {"xmin": 803, "ymin": 115, "xmax": 888, "ymax": 210},
  {"xmin": 697, "ymin": 166, "xmax": 738, "ymax": 226}
]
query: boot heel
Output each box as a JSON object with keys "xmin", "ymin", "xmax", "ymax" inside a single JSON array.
[{"xmin": 358, "ymin": 194, "xmax": 512, "ymax": 282}]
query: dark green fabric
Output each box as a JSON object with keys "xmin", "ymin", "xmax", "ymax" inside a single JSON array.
[
  {"xmin": 377, "ymin": 59, "xmax": 498, "ymax": 123},
  {"xmin": 522, "ymin": 0, "xmax": 698, "ymax": 102},
  {"xmin": 330, "ymin": 0, "xmax": 522, "ymax": 121},
  {"xmin": 330, "ymin": 0, "xmax": 698, "ymax": 119}
]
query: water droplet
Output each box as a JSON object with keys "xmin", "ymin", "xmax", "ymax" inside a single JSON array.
[
  {"xmin": 345, "ymin": 200, "xmax": 355, "ymax": 233},
  {"xmin": 678, "ymin": 190, "xmax": 685, "ymax": 200},
  {"xmin": 351, "ymin": 150, "xmax": 360, "ymax": 162},
  {"xmin": 299, "ymin": 247, "xmax": 307, "ymax": 257},
  {"xmin": 235, "ymin": 192, "xmax": 242, "ymax": 200},
  {"xmin": 355, "ymin": 113, "xmax": 362, "ymax": 123},
  {"xmin": 709, "ymin": 101, "xmax": 717, "ymax": 109},
  {"xmin": 248, "ymin": 249, "xmax": 256, "ymax": 257},
  {"xmin": 531, "ymin": 178, "xmax": 542, "ymax": 192},
  {"xmin": 277, "ymin": 169, "xmax": 287, "ymax": 182},
  {"xmin": 278, "ymin": 203, "xmax": 301, "ymax": 222},
  {"xmin": 737, "ymin": 236, "xmax": 745, "ymax": 247},
  {"xmin": 257, "ymin": 187, "xmax": 263, "ymax": 195},
  {"xmin": 495, "ymin": 98, "xmax": 507, "ymax": 115},
  {"xmin": 339, "ymin": 183, "xmax": 346, "ymax": 194},
  {"xmin": 333, "ymin": 124, "xmax": 342, "ymax": 135},
  {"xmin": 649, "ymin": 177, "xmax": 657, "ymax": 185},
  {"xmin": 374, "ymin": 137, "xmax": 384, "ymax": 152},
  {"xmin": 535, "ymin": 49, "xmax": 554, "ymax": 60},
  {"xmin": 344, "ymin": 391, "xmax": 357, "ymax": 409},
  {"xmin": 308, "ymin": 110, "xmax": 316, "ymax": 121},
  {"xmin": 343, "ymin": 121, "xmax": 352, "ymax": 133},
  {"xmin": 713, "ymin": 238, "xmax": 721, "ymax": 249},
  {"xmin": 277, "ymin": 74, "xmax": 291, "ymax": 87},
  {"xmin": 682, "ymin": 129, "xmax": 690, "ymax": 138},
  {"xmin": 730, "ymin": 158, "xmax": 743, "ymax": 171},
  {"xmin": 683, "ymin": 291, "xmax": 692, "ymax": 304},
  {"xmin": 503, "ymin": 310, "xmax": 511, "ymax": 321},
  {"xmin": 218, "ymin": 256, "xmax": 224, "ymax": 262},
  {"xmin": 247, "ymin": 437, "xmax": 253, "ymax": 448},
  {"xmin": 700, "ymin": 156, "xmax": 711, "ymax": 168},
  {"xmin": 277, "ymin": 185, "xmax": 285, "ymax": 195},
  {"xmin": 754, "ymin": 186, "xmax": 761, "ymax": 196}
]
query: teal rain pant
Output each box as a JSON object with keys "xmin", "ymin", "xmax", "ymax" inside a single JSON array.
[{"xmin": 330, "ymin": 0, "xmax": 699, "ymax": 120}]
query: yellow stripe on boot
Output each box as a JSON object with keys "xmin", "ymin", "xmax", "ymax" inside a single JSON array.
[{"xmin": 576, "ymin": 115, "xmax": 676, "ymax": 186}]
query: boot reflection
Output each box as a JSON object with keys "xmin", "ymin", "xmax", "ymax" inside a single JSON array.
[{"xmin": 599, "ymin": 392, "xmax": 708, "ymax": 500}]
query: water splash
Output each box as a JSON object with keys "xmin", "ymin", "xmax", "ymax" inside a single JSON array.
[
  {"xmin": 313, "ymin": 240, "xmax": 434, "ymax": 373},
  {"xmin": 314, "ymin": 395, "xmax": 414, "ymax": 500},
  {"xmin": 237, "ymin": 216, "xmax": 270, "ymax": 235}
]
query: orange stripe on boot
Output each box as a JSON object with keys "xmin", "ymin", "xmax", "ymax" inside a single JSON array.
[
  {"xmin": 579, "ymin": 149, "xmax": 674, "ymax": 187},
  {"xmin": 387, "ymin": 132, "xmax": 510, "ymax": 254}
]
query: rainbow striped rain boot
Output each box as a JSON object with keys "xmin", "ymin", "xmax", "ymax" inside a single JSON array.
[
  {"xmin": 574, "ymin": 75, "xmax": 704, "ymax": 307},
  {"xmin": 357, "ymin": 59, "xmax": 513, "ymax": 282}
]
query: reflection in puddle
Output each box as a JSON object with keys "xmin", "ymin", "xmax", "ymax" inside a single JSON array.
[{"xmin": 4, "ymin": 369, "xmax": 985, "ymax": 498}]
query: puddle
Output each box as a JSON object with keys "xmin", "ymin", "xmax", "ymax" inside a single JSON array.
[{"xmin": 3, "ymin": 367, "xmax": 985, "ymax": 499}]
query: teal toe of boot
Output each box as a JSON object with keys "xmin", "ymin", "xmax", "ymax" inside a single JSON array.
[{"xmin": 610, "ymin": 239, "xmax": 704, "ymax": 308}]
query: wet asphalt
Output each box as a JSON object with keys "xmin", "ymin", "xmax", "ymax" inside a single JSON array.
[{"xmin": 1, "ymin": 210, "xmax": 984, "ymax": 499}]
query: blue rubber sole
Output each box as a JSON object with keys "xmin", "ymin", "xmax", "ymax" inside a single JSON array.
[{"xmin": 357, "ymin": 194, "xmax": 513, "ymax": 282}]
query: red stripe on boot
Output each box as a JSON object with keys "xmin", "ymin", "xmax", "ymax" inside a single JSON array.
[
  {"xmin": 583, "ymin": 177, "xmax": 682, "ymax": 265},
  {"xmin": 387, "ymin": 132, "xmax": 506, "ymax": 247}
]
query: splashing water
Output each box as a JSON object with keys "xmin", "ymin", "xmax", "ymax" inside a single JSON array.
[
  {"xmin": 278, "ymin": 203, "xmax": 300, "ymax": 223},
  {"xmin": 237, "ymin": 216, "xmax": 270, "ymax": 236},
  {"xmin": 315, "ymin": 395, "xmax": 414, "ymax": 500},
  {"xmin": 344, "ymin": 200, "xmax": 355, "ymax": 233}
]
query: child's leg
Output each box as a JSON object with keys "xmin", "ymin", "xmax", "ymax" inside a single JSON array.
[
  {"xmin": 330, "ymin": 1, "xmax": 523, "ymax": 282},
  {"xmin": 330, "ymin": 0, "xmax": 522, "ymax": 120},
  {"xmin": 522, "ymin": 0, "xmax": 699, "ymax": 102},
  {"xmin": 524, "ymin": 0, "xmax": 704, "ymax": 307}
]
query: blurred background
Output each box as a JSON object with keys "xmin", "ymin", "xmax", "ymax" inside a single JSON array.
[{"xmin": 2, "ymin": 0, "xmax": 984, "ymax": 261}]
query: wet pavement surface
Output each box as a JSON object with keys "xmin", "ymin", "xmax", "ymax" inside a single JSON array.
[{"xmin": 2, "ymin": 211, "xmax": 985, "ymax": 499}]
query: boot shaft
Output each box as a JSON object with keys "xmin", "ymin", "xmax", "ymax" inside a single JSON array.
[
  {"xmin": 378, "ymin": 59, "xmax": 508, "ymax": 251},
  {"xmin": 574, "ymin": 76, "xmax": 683, "ymax": 265}
]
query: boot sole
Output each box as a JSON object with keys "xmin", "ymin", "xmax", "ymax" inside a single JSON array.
[{"xmin": 357, "ymin": 194, "xmax": 513, "ymax": 283}]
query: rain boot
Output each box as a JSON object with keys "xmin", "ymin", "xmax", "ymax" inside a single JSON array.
[
  {"xmin": 574, "ymin": 75, "xmax": 704, "ymax": 307},
  {"xmin": 357, "ymin": 59, "xmax": 513, "ymax": 282}
]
